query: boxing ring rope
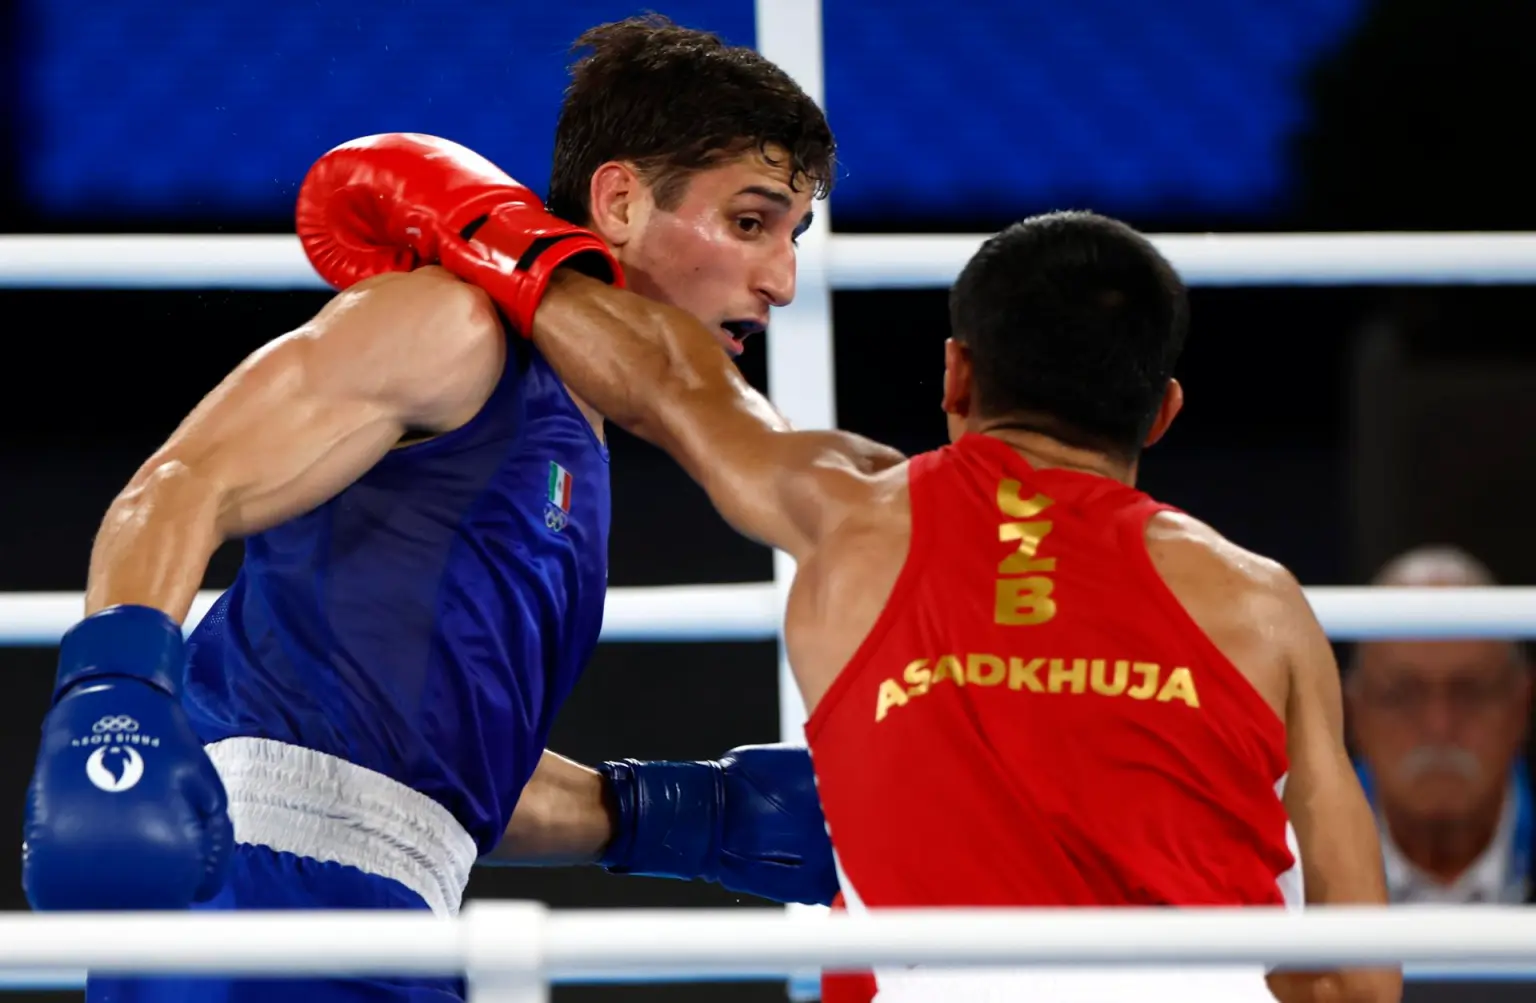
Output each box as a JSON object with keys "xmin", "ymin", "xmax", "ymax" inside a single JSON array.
[
  {"xmin": 8, "ymin": 230, "xmax": 1536, "ymax": 289},
  {"xmin": 1, "ymin": 904, "xmax": 1536, "ymax": 999},
  {"xmin": 3, "ymin": 586, "xmax": 1536, "ymax": 646}
]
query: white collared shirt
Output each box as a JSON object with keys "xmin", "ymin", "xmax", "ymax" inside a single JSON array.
[{"xmin": 1379, "ymin": 780, "xmax": 1526, "ymax": 904}]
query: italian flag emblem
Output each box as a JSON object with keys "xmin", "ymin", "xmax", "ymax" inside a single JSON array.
[{"xmin": 548, "ymin": 462, "xmax": 573, "ymax": 512}]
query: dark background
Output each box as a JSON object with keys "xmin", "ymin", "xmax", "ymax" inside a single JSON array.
[{"xmin": 4, "ymin": 0, "xmax": 1536, "ymax": 1000}]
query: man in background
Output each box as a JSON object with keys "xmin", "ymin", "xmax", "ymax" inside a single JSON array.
[{"xmin": 1347, "ymin": 545, "xmax": 1533, "ymax": 903}]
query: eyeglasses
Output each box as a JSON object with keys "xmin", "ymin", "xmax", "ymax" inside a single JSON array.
[{"xmin": 1357, "ymin": 673, "xmax": 1517, "ymax": 718}]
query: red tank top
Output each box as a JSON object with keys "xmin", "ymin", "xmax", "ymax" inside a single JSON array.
[{"xmin": 805, "ymin": 433, "xmax": 1297, "ymax": 915}]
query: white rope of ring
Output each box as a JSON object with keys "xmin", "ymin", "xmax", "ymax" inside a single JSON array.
[
  {"xmin": 0, "ymin": 904, "xmax": 1533, "ymax": 996},
  {"xmin": 1, "ymin": 586, "xmax": 1534, "ymax": 646},
  {"xmin": 4, "ymin": 231, "xmax": 1536, "ymax": 289}
]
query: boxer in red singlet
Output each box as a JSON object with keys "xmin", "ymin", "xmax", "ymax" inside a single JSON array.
[{"xmin": 525, "ymin": 210, "xmax": 1401, "ymax": 1003}]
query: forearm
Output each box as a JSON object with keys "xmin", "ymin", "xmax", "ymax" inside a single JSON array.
[
  {"xmin": 533, "ymin": 271, "xmax": 903, "ymax": 555},
  {"xmin": 483, "ymin": 751, "xmax": 615, "ymax": 866},
  {"xmin": 1276, "ymin": 614, "xmax": 1402, "ymax": 1003},
  {"xmin": 85, "ymin": 459, "xmax": 225, "ymax": 623},
  {"xmin": 531, "ymin": 271, "xmax": 789, "ymax": 449}
]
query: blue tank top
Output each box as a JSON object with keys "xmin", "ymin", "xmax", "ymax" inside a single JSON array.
[{"xmin": 181, "ymin": 337, "xmax": 610, "ymax": 853}]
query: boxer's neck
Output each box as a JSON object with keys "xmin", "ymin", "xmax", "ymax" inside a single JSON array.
[
  {"xmin": 979, "ymin": 425, "xmax": 1135, "ymax": 485},
  {"xmin": 1384, "ymin": 792, "xmax": 1505, "ymax": 884}
]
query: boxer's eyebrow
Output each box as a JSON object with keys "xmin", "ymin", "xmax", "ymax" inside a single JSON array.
[
  {"xmin": 735, "ymin": 186, "xmax": 815, "ymax": 238},
  {"xmin": 735, "ymin": 184, "xmax": 792, "ymax": 207}
]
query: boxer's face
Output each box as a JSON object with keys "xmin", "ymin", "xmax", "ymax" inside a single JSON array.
[
  {"xmin": 586, "ymin": 145, "xmax": 814, "ymax": 356},
  {"xmin": 1349, "ymin": 639, "xmax": 1529, "ymax": 823}
]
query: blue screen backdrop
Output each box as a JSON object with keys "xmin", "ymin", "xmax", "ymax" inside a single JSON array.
[{"xmin": 18, "ymin": 0, "xmax": 1366, "ymax": 225}]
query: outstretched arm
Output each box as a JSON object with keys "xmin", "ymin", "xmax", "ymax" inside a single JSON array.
[
  {"xmin": 530, "ymin": 271, "xmax": 904, "ymax": 560},
  {"xmin": 485, "ymin": 744, "xmax": 839, "ymax": 907},
  {"xmin": 87, "ymin": 267, "xmax": 505, "ymax": 622}
]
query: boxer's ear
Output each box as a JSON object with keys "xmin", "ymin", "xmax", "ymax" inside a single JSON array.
[
  {"xmin": 942, "ymin": 338, "xmax": 973, "ymax": 418},
  {"xmin": 1142, "ymin": 378, "xmax": 1184, "ymax": 447},
  {"xmin": 586, "ymin": 161, "xmax": 646, "ymax": 247}
]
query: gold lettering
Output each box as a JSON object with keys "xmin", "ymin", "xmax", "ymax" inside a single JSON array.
[
  {"xmin": 931, "ymin": 654, "xmax": 966, "ymax": 687},
  {"xmin": 1008, "ymin": 657, "xmax": 1045, "ymax": 692},
  {"xmin": 997, "ymin": 480, "xmax": 1053, "ymax": 519},
  {"xmin": 1128, "ymin": 662, "xmax": 1161, "ymax": 700},
  {"xmin": 902, "ymin": 658, "xmax": 932, "ymax": 697},
  {"xmin": 995, "ymin": 577, "xmax": 1057, "ymax": 625},
  {"xmin": 1048, "ymin": 658, "xmax": 1087, "ymax": 694},
  {"xmin": 875, "ymin": 679, "xmax": 908, "ymax": 722},
  {"xmin": 998, "ymin": 521, "xmax": 1058, "ymax": 574},
  {"xmin": 1156, "ymin": 667, "xmax": 1200, "ymax": 708},
  {"xmin": 995, "ymin": 482, "xmax": 1058, "ymax": 625},
  {"xmin": 1090, "ymin": 659, "xmax": 1129, "ymax": 696},
  {"xmin": 967, "ymin": 653, "xmax": 1006, "ymax": 686},
  {"xmin": 883, "ymin": 652, "xmax": 1202, "ymax": 718}
]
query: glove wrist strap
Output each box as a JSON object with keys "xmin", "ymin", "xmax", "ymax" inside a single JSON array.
[
  {"xmin": 54, "ymin": 605, "xmax": 186, "ymax": 704},
  {"xmin": 596, "ymin": 759, "xmax": 722, "ymax": 881},
  {"xmin": 451, "ymin": 211, "xmax": 622, "ymax": 337}
]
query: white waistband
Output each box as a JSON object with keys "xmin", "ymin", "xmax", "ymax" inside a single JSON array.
[{"xmin": 205, "ymin": 737, "xmax": 478, "ymax": 918}]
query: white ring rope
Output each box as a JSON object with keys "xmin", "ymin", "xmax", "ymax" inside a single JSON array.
[
  {"xmin": 0, "ymin": 904, "xmax": 1532, "ymax": 987},
  {"xmin": 2, "ymin": 586, "xmax": 1534, "ymax": 646},
  {"xmin": 6, "ymin": 231, "xmax": 1536, "ymax": 289}
]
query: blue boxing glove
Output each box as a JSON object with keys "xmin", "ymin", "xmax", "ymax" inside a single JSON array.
[
  {"xmin": 597, "ymin": 743, "xmax": 838, "ymax": 906},
  {"xmin": 23, "ymin": 605, "xmax": 233, "ymax": 910}
]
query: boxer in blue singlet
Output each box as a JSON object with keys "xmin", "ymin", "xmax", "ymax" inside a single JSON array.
[{"xmin": 22, "ymin": 17, "xmax": 844, "ymax": 1002}]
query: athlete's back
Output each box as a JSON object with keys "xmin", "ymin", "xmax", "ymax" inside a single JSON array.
[
  {"xmin": 807, "ymin": 433, "xmax": 1299, "ymax": 910},
  {"xmin": 797, "ymin": 436, "xmax": 1304, "ymax": 1002}
]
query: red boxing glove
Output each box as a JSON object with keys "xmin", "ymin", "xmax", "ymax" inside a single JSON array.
[{"xmin": 295, "ymin": 132, "xmax": 622, "ymax": 335}]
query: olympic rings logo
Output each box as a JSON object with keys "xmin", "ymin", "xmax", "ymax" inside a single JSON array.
[{"xmin": 91, "ymin": 715, "xmax": 140, "ymax": 734}]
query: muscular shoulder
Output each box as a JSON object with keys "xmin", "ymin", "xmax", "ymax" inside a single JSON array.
[
  {"xmin": 799, "ymin": 455, "xmax": 911, "ymax": 604},
  {"xmin": 827, "ymin": 432, "xmax": 908, "ymax": 481},
  {"xmin": 775, "ymin": 430, "xmax": 909, "ymax": 546},
  {"xmin": 1145, "ymin": 511, "xmax": 1307, "ymax": 714},
  {"xmin": 786, "ymin": 461, "xmax": 912, "ymax": 708},
  {"xmin": 314, "ymin": 266, "xmax": 507, "ymax": 432},
  {"xmin": 823, "ymin": 454, "xmax": 910, "ymax": 532},
  {"xmin": 339, "ymin": 266, "xmax": 501, "ymax": 358},
  {"xmin": 1146, "ymin": 511, "xmax": 1296, "ymax": 607}
]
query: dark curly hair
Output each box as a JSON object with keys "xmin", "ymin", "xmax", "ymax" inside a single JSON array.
[{"xmin": 547, "ymin": 15, "xmax": 836, "ymax": 224}]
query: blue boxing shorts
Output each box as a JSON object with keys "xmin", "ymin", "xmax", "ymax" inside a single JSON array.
[{"xmin": 87, "ymin": 739, "xmax": 476, "ymax": 1003}]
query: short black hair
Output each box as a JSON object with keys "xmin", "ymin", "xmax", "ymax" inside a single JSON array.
[
  {"xmin": 949, "ymin": 211, "xmax": 1189, "ymax": 459},
  {"xmin": 547, "ymin": 15, "xmax": 835, "ymax": 225}
]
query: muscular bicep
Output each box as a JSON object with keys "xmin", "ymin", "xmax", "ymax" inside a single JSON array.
[{"xmin": 151, "ymin": 267, "xmax": 504, "ymax": 538}]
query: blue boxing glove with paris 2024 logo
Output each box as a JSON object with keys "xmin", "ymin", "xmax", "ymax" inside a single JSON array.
[{"xmin": 23, "ymin": 605, "xmax": 233, "ymax": 910}]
